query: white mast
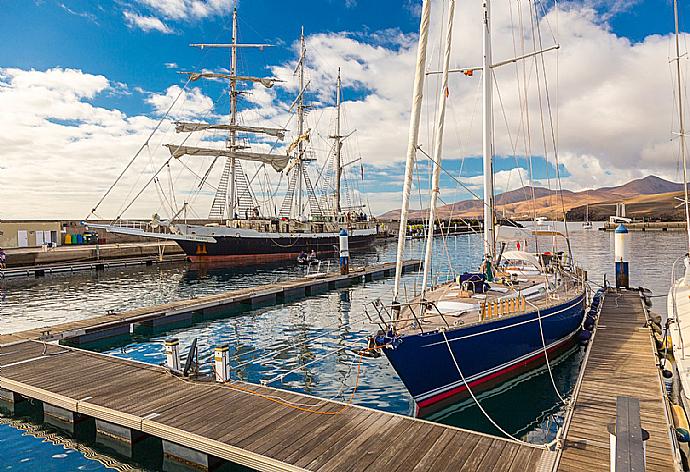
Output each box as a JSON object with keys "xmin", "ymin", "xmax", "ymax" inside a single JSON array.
[
  {"xmin": 296, "ymin": 27, "xmax": 306, "ymax": 218},
  {"xmin": 227, "ymin": 7, "xmax": 238, "ymax": 224},
  {"xmin": 335, "ymin": 68, "xmax": 343, "ymax": 214},
  {"xmin": 482, "ymin": 0, "xmax": 495, "ymax": 259},
  {"xmin": 422, "ymin": 0, "xmax": 455, "ymax": 294},
  {"xmin": 393, "ymin": 0, "xmax": 432, "ymax": 305},
  {"xmin": 674, "ymin": 0, "xmax": 690, "ymax": 255}
]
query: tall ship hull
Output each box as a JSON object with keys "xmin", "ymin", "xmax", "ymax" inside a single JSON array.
[
  {"xmin": 174, "ymin": 227, "xmax": 377, "ymax": 264},
  {"xmin": 382, "ymin": 291, "xmax": 585, "ymax": 417}
]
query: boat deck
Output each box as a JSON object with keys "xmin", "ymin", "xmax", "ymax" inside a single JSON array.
[
  {"xmin": 396, "ymin": 270, "xmax": 583, "ymax": 334},
  {"xmin": 0, "ymin": 340, "xmax": 550, "ymax": 471},
  {"xmin": 554, "ymin": 289, "xmax": 677, "ymax": 471}
]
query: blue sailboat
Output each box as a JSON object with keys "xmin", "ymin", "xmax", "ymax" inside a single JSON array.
[{"xmin": 374, "ymin": 0, "xmax": 587, "ymax": 417}]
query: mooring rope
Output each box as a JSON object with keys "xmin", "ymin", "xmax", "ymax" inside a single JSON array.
[
  {"xmin": 440, "ymin": 330, "xmax": 556, "ymax": 449},
  {"xmin": 525, "ymin": 298, "xmax": 568, "ymax": 405}
]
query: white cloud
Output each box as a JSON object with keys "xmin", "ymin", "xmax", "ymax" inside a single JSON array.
[
  {"xmin": 4, "ymin": 1, "xmax": 690, "ymax": 220},
  {"xmin": 146, "ymin": 85, "xmax": 215, "ymax": 119},
  {"xmin": 136, "ymin": 0, "xmax": 231, "ymax": 20},
  {"xmin": 0, "ymin": 67, "xmax": 221, "ymax": 220},
  {"xmin": 123, "ymin": 11, "xmax": 173, "ymax": 34},
  {"xmin": 164, "ymin": 62, "xmax": 179, "ymax": 69}
]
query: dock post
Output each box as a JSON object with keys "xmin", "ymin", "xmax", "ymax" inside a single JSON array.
[
  {"xmin": 614, "ymin": 224, "xmax": 629, "ymax": 289},
  {"xmin": 214, "ymin": 345, "xmax": 230, "ymax": 382},
  {"xmin": 165, "ymin": 338, "xmax": 180, "ymax": 371},
  {"xmin": 339, "ymin": 229, "xmax": 350, "ymax": 275}
]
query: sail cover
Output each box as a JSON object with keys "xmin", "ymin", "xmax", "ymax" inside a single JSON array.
[
  {"xmin": 165, "ymin": 144, "xmax": 289, "ymax": 172},
  {"xmin": 183, "ymin": 72, "xmax": 280, "ymax": 88},
  {"xmin": 174, "ymin": 122, "xmax": 286, "ymax": 140}
]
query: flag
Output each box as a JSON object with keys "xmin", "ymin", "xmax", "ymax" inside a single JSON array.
[
  {"xmin": 463, "ymin": 69, "xmax": 473, "ymax": 77},
  {"xmin": 444, "ymin": 86, "xmax": 449, "ymax": 98}
]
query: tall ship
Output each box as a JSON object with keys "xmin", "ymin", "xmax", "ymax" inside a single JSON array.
[
  {"xmin": 88, "ymin": 9, "xmax": 377, "ymax": 264},
  {"xmin": 367, "ymin": 0, "xmax": 588, "ymax": 418}
]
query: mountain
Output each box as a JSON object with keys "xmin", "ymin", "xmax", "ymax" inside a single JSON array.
[{"xmin": 379, "ymin": 175, "xmax": 687, "ymax": 221}]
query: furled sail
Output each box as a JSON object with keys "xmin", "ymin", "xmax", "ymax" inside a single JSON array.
[
  {"xmin": 173, "ymin": 122, "xmax": 287, "ymax": 140},
  {"xmin": 165, "ymin": 144, "xmax": 289, "ymax": 172},
  {"xmin": 180, "ymin": 71, "xmax": 281, "ymax": 88},
  {"xmin": 287, "ymin": 128, "xmax": 311, "ymax": 155}
]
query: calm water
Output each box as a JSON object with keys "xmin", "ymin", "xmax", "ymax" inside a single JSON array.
[{"xmin": 0, "ymin": 224, "xmax": 686, "ymax": 470}]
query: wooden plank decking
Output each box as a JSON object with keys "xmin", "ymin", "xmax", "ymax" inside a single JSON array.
[
  {"xmin": 555, "ymin": 290, "xmax": 677, "ymax": 471},
  {"xmin": 0, "ymin": 260, "xmax": 421, "ymax": 346},
  {"xmin": 0, "ymin": 340, "xmax": 546, "ymax": 471}
]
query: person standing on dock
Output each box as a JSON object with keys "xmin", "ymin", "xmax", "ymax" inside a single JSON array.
[{"xmin": 0, "ymin": 248, "xmax": 6, "ymax": 269}]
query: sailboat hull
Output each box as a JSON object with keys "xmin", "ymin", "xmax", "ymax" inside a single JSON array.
[
  {"xmin": 383, "ymin": 292, "xmax": 586, "ymax": 417},
  {"xmin": 175, "ymin": 232, "xmax": 377, "ymax": 265}
]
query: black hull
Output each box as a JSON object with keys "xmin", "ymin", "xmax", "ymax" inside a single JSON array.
[{"xmin": 175, "ymin": 233, "xmax": 377, "ymax": 264}]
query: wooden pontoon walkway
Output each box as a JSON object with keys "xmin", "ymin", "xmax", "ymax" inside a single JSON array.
[
  {"xmin": 554, "ymin": 290, "xmax": 677, "ymax": 471},
  {"xmin": 0, "ymin": 340, "xmax": 547, "ymax": 471},
  {"xmin": 0, "ymin": 260, "xmax": 422, "ymax": 346}
]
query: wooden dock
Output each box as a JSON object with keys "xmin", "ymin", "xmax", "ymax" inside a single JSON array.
[
  {"xmin": 0, "ymin": 340, "xmax": 548, "ymax": 471},
  {"xmin": 554, "ymin": 289, "xmax": 678, "ymax": 471},
  {"xmin": 0, "ymin": 260, "xmax": 422, "ymax": 346},
  {"xmin": 0, "ymin": 253, "xmax": 186, "ymax": 279}
]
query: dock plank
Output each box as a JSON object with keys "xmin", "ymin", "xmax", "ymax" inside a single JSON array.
[
  {"xmin": 0, "ymin": 340, "xmax": 544, "ymax": 471},
  {"xmin": 555, "ymin": 290, "xmax": 677, "ymax": 472}
]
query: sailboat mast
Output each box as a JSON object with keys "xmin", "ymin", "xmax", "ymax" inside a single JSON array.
[
  {"xmin": 227, "ymin": 7, "xmax": 238, "ymax": 223},
  {"xmin": 393, "ymin": 0, "xmax": 431, "ymax": 305},
  {"xmin": 674, "ymin": 0, "xmax": 690, "ymax": 254},
  {"xmin": 482, "ymin": 0, "xmax": 495, "ymax": 259},
  {"xmin": 422, "ymin": 0, "xmax": 455, "ymax": 294},
  {"xmin": 296, "ymin": 27, "xmax": 306, "ymax": 218},
  {"xmin": 335, "ymin": 68, "xmax": 342, "ymax": 214}
]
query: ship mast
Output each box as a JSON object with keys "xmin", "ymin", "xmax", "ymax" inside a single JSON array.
[
  {"xmin": 334, "ymin": 68, "xmax": 342, "ymax": 214},
  {"xmin": 674, "ymin": 0, "xmax": 690, "ymax": 255},
  {"xmin": 482, "ymin": 0, "xmax": 495, "ymax": 261},
  {"xmin": 227, "ymin": 8, "xmax": 238, "ymax": 225},
  {"xmin": 296, "ymin": 27, "xmax": 306, "ymax": 217}
]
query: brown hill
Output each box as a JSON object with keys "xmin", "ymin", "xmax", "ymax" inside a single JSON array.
[{"xmin": 379, "ymin": 175, "xmax": 687, "ymax": 221}]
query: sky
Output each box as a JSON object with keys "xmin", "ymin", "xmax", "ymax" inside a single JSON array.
[{"xmin": 1, "ymin": 0, "xmax": 690, "ymax": 219}]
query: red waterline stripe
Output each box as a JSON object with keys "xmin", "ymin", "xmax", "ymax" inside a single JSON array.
[{"xmin": 416, "ymin": 334, "xmax": 573, "ymax": 408}]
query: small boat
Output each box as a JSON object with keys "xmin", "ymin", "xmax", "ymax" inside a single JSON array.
[
  {"xmin": 582, "ymin": 196, "xmax": 593, "ymax": 229},
  {"xmin": 297, "ymin": 254, "xmax": 319, "ymax": 265}
]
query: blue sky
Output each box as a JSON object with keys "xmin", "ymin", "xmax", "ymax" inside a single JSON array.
[{"xmin": 1, "ymin": 0, "xmax": 689, "ymax": 218}]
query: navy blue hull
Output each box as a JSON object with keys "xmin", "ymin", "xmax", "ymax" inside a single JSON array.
[
  {"xmin": 175, "ymin": 233, "xmax": 377, "ymax": 265},
  {"xmin": 384, "ymin": 292, "xmax": 586, "ymax": 417}
]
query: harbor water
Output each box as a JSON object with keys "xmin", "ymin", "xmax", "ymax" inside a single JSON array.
[{"xmin": 0, "ymin": 223, "xmax": 686, "ymax": 470}]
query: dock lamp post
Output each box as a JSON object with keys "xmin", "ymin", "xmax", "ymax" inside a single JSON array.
[
  {"xmin": 339, "ymin": 229, "xmax": 350, "ymax": 275},
  {"xmin": 614, "ymin": 224, "xmax": 629, "ymax": 289}
]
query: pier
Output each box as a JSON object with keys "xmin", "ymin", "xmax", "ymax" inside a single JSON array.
[
  {"xmin": 554, "ymin": 289, "xmax": 677, "ymax": 471},
  {"xmin": 2, "ymin": 241, "xmax": 184, "ymax": 268},
  {"xmin": 0, "ymin": 253, "xmax": 186, "ymax": 279},
  {"xmin": 0, "ymin": 339, "xmax": 547, "ymax": 471},
  {"xmin": 0, "ymin": 260, "xmax": 422, "ymax": 346}
]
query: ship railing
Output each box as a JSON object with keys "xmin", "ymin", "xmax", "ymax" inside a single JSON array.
[
  {"xmin": 364, "ymin": 299, "xmax": 452, "ymax": 334},
  {"xmin": 110, "ymin": 219, "xmax": 171, "ymax": 234}
]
